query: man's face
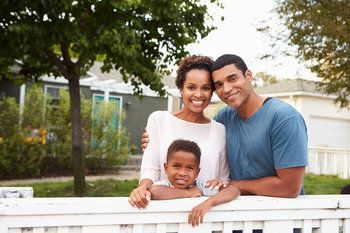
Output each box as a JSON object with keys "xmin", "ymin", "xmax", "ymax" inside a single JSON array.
[
  {"xmin": 212, "ymin": 64, "xmax": 253, "ymax": 110},
  {"xmin": 165, "ymin": 151, "xmax": 200, "ymax": 189}
]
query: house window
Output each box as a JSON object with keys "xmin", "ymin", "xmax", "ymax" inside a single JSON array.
[{"xmin": 44, "ymin": 85, "xmax": 67, "ymax": 105}]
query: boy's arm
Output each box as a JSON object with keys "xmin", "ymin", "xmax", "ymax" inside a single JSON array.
[
  {"xmin": 188, "ymin": 185, "xmax": 240, "ymax": 227},
  {"xmin": 149, "ymin": 185, "xmax": 202, "ymax": 200}
]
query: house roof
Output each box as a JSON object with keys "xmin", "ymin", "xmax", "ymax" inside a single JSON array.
[
  {"xmin": 88, "ymin": 62, "xmax": 177, "ymax": 89},
  {"xmin": 255, "ymin": 79, "xmax": 326, "ymax": 96}
]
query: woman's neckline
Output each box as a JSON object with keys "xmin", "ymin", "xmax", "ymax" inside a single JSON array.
[{"xmin": 166, "ymin": 111, "xmax": 212, "ymax": 125}]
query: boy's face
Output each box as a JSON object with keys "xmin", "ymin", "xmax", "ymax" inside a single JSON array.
[{"xmin": 164, "ymin": 151, "xmax": 200, "ymax": 189}]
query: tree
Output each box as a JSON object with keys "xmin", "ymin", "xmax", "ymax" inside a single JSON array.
[
  {"xmin": 254, "ymin": 72, "xmax": 278, "ymax": 87},
  {"xmin": 0, "ymin": 0, "xmax": 220, "ymax": 195},
  {"xmin": 265, "ymin": 0, "xmax": 350, "ymax": 107}
]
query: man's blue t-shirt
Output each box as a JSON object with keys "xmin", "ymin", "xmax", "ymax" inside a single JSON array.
[{"xmin": 214, "ymin": 98, "xmax": 308, "ymax": 194}]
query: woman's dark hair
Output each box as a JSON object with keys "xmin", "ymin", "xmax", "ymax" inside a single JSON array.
[
  {"xmin": 211, "ymin": 54, "xmax": 248, "ymax": 75},
  {"xmin": 176, "ymin": 55, "xmax": 214, "ymax": 90}
]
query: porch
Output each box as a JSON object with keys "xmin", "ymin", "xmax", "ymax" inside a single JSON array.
[{"xmin": 1, "ymin": 195, "xmax": 350, "ymax": 233}]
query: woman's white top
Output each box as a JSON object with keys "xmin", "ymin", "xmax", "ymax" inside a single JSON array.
[{"xmin": 140, "ymin": 111, "xmax": 229, "ymax": 183}]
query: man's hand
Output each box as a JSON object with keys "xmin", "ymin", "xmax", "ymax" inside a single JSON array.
[
  {"xmin": 188, "ymin": 199, "xmax": 213, "ymax": 227},
  {"xmin": 129, "ymin": 185, "xmax": 151, "ymax": 209},
  {"xmin": 141, "ymin": 129, "xmax": 149, "ymax": 152},
  {"xmin": 205, "ymin": 178, "xmax": 228, "ymax": 191}
]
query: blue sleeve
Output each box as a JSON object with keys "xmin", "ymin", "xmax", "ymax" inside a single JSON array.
[
  {"xmin": 271, "ymin": 114, "xmax": 308, "ymax": 169},
  {"xmin": 214, "ymin": 107, "xmax": 227, "ymax": 125}
]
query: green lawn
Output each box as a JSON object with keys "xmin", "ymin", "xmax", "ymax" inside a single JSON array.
[
  {"xmin": 28, "ymin": 179, "xmax": 139, "ymax": 197},
  {"xmin": 10, "ymin": 174, "xmax": 350, "ymax": 197},
  {"xmin": 304, "ymin": 174, "xmax": 350, "ymax": 194}
]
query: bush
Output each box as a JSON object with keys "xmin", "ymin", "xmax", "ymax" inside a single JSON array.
[
  {"xmin": 0, "ymin": 85, "xmax": 130, "ymax": 178},
  {"xmin": 0, "ymin": 87, "xmax": 46, "ymax": 178}
]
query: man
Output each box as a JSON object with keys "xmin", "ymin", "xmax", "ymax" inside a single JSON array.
[
  {"xmin": 142, "ymin": 54, "xmax": 308, "ymax": 197},
  {"xmin": 211, "ymin": 54, "xmax": 308, "ymax": 197}
]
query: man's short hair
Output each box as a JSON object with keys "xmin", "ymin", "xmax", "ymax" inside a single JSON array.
[
  {"xmin": 211, "ymin": 54, "xmax": 248, "ymax": 74},
  {"xmin": 167, "ymin": 139, "xmax": 201, "ymax": 163}
]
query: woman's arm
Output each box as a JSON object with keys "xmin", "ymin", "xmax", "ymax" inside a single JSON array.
[{"xmin": 128, "ymin": 178, "xmax": 153, "ymax": 209}]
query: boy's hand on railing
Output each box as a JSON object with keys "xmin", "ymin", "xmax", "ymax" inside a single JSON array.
[
  {"xmin": 205, "ymin": 178, "xmax": 227, "ymax": 191},
  {"xmin": 128, "ymin": 186, "xmax": 151, "ymax": 209},
  {"xmin": 188, "ymin": 199, "xmax": 213, "ymax": 227},
  {"xmin": 187, "ymin": 186, "xmax": 202, "ymax": 198}
]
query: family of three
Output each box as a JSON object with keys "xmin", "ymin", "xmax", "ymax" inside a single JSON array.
[{"xmin": 128, "ymin": 54, "xmax": 308, "ymax": 227}]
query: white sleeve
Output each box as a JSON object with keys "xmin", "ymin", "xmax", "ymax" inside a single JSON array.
[
  {"xmin": 218, "ymin": 125, "xmax": 230, "ymax": 181},
  {"xmin": 140, "ymin": 111, "xmax": 161, "ymax": 183}
]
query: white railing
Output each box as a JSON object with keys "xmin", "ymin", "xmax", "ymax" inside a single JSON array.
[
  {"xmin": 308, "ymin": 147, "xmax": 350, "ymax": 179},
  {"xmin": 1, "ymin": 195, "xmax": 350, "ymax": 233}
]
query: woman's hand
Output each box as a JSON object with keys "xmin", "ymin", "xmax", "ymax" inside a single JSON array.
[
  {"xmin": 129, "ymin": 185, "xmax": 151, "ymax": 209},
  {"xmin": 141, "ymin": 129, "xmax": 149, "ymax": 152},
  {"xmin": 205, "ymin": 178, "xmax": 228, "ymax": 191}
]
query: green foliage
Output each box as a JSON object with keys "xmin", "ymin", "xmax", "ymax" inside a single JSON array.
[
  {"xmin": 0, "ymin": 87, "xmax": 46, "ymax": 178},
  {"xmin": 266, "ymin": 0, "xmax": 350, "ymax": 107},
  {"xmin": 0, "ymin": 86, "xmax": 130, "ymax": 178},
  {"xmin": 0, "ymin": 0, "xmax": 220, "ymax": 95},
  {"xmin": 86, "ymin": 102, "xmax": 129, "ymax": 173},
  {"xmin": 45, "ymin": 89, "xmax": 129, "ymax": 174},
  {"xmin": 0, "ymin": 0, "xmax": 220, "ymax": 194}
]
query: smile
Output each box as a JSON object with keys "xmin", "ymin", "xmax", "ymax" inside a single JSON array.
[
  {"xmin": 175, "ymin": 178, "xmax": 188, "ymax": 184},
  {"xmin": 225, "ymin": 91, "xmax": 239, "ymax": 100},
  {"xmin": 190, "ymin": 100, "xmax": 205, "ymax": 106}
]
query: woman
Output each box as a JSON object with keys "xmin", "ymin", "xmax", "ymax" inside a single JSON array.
[{"xmin": 129, "ymin": 55, "xmax": 229, "ymax": 208}]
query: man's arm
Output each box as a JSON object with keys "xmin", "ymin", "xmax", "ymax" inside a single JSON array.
[
  {"xmin": 149, "ymin": 185, "xmax": 201, "ymax": 200},
  {"xmin": 229, "ymin": 166, "xmax": 305, "ymax": 197}
]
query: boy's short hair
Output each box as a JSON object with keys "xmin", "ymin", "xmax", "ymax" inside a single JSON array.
[
  {"xmin": 211, "ymin": 54, "xmax": 248, "ymax": 75},
  {"xmin": 167, "ymin": 139, "xmax": 201, "ymax": 163}
]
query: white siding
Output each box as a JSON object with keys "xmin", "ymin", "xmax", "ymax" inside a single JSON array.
[{"xmin": 308, "ymin": 116, "xmax": 350, "ymax": 149}]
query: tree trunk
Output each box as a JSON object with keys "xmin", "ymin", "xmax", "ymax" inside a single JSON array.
[{"xmin": 68, "ymin": 76, "xmax": 86, "ymax": 196}]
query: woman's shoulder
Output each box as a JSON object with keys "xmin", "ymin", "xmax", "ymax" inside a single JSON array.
[
  {"xmin": 148, "ymin": 110, "xmax": 170, "ymax": 120},
  {"xmin": 210, "ymin": 119, "xmax": 226, "ymax": 133}
]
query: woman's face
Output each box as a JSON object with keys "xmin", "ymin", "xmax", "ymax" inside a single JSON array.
[{"xmin": 180, "ymin": 69, "xmax": 213, "ymax": 114}]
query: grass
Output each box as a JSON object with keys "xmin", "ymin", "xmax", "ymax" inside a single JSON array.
[
  {"xmin": 23, "ymin": 178, "xmax": 139, "ymax": 197},
  {"xmin": 9, "ymin": 174, "xmax": 350, "ymax": 197},
  {"xmin": 304, "ymin": 173, "xmax": 350, "ymax": 194}
]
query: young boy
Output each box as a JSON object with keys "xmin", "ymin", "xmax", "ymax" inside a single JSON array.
[{"xmin": 149, "ymin": 139, "xmax": 240, "ymax": 227}]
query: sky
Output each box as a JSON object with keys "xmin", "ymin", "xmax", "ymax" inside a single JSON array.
[{"xmin": 186, "ymin": 0, "xmax": 317, "ymax": 81}]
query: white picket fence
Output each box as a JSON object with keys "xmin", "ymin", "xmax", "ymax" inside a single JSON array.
[
  {"xmin": 1, "ymin": 195, "xmax": 350, "ymax": 233},
  {"xmin": 308, "ymin": 147, "xmax": 350, "ymax": 179}
]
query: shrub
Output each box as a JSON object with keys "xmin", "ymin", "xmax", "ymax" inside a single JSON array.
[
  {"xmin": 0, "ymin": 86, "xmax": 46, "ymax": 178},
  {"xmin": 0, "ymin": 86, "xmax": 130, "ymax": 178}
]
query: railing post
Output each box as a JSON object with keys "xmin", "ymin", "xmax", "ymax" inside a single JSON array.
[{"xmin": 263, "ymin": 220, "xmax": 293, "ymax": 233}]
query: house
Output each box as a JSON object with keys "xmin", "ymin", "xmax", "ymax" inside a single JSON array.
[
  {"xmin": 255, "ymin": 79, "xmax": 350, "ymax": 178},
  {"xmin": 0, "ymin": 62, "xmax": 180, "ymax": 153}
]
